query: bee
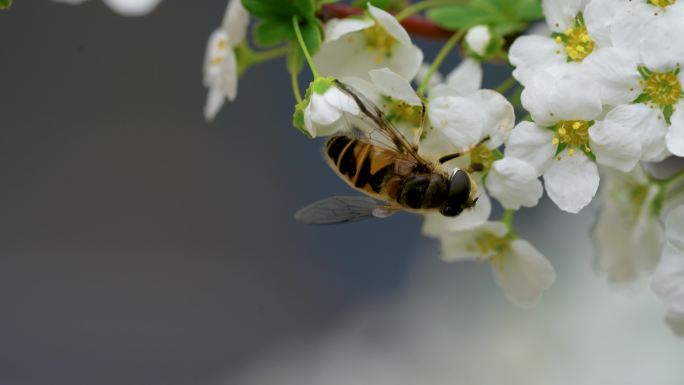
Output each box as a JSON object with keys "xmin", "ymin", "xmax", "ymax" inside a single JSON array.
[{"xmin": 295, "ymin": 80, "xmax": 478, "ymax": 224}]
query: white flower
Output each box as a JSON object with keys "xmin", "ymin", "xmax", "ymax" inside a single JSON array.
[
  {"xmin": 427, "ymin": 221, "xmax": 556, "ymax": 307},
  {"xmin": 465, "ymin": 25, "xmax": 492, "ymax": 56},
  {"xmin": 313, "ymin": 4, "xmax": 423, "ymax": 81},
  {"xmin": 413, "ymin": 62, "xmax": 443, "ymax": 91},
  {"xmin": 52, "ymin": 0, "xmax": 162, "ymax": 16},
  {"xmin": 593, "ymin": 166, "xmax": 664, "ymax": 284},
  {"xmin": 595, "ymin": 10, "xmax": 684, "ymax": 158},
  {"xmin": 509, "ymin": 0, "xmax": 614, "ymax": 85},
  {"xmin": 303, "ymin": 83, "xmax": 361, "ymax": 138},
  {"xmin": 203, "ymin": 0, "xmax": 250, "ymax": 121},
  {"xmin": 652, "ymin": 205, "xmax": 684, "ymax": 323},
  {"xmin": 507, "ymin": 69, "xmax": 641, "ymax": 213}
]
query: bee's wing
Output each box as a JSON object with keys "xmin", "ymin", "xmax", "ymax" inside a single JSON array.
[
  {"xmin": 294, "ymin": 196, "xmax": 398, "ymax": 225},
  {"xmin": 335, "ymin": 80, "xmax": 427, "ymax": 163}
]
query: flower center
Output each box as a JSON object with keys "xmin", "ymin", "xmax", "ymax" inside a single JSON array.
[
  {"xmin": 470, "ymin": 232, "xmax": 510, "ymax": 262},
  {"xmin": 555, "ymin": 25, "xmax": 595, "ymax": 62},
  {"xmin": 363, "ymin": 23, "xmax": 396, "ymax": 63},
  {"xmin": 469, "ymin": 144, "xmax": 494, "ymax": 173},
  {"xmin": 643, "ymin": 71, "xmax": 682, "ymax": 107},
  {"xmin": 649, "ymin": 0, "xmax": 676, "ymax": 7},
  {"xmin": 552, "ymin": 120, "xmax": 592, "ymax": 157},
  {"xmin": 386, "ymin": 99, "xmax": 422, "ymax": 127}
]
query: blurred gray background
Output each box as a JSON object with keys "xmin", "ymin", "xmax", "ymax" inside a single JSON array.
[{"xmin": 1, "ymin": 2, "xmax": 681, "ymax": 385}]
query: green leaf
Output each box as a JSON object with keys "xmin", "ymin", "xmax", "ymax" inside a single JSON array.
[
  {"xmin": 516, "ymin": 0, "xmax": 543, "ymax": 20},
  {"xmin": 0, "ymin": 0, "xmax": 12, "ymax": 9},
  {"xmin": 241, "ymin": 0, "xmax": 315, "ymax": 19},
  {"xmin": 254, "ymin": 19, "xmax": 294, "ymax": 46},
  {"xmin": 664, "ymin": 104, "xmax": 673, "ymax": 124},
  {"xmin": 294, "ymin": 0, "xmax": 315, "ymax": 19},
  {"xmin": 427, "ymin": 4, "xmax": 503, "ymax": 30}
]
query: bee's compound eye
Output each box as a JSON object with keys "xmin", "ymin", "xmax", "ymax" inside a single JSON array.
[{"xmin": 440, "ymin": 169, "xmax": 471, "ymax": 216}]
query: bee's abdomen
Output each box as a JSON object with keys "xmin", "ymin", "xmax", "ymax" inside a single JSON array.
[{"xmin": 326, "ymin": 136, "xmax": 393, "ymax": 195}]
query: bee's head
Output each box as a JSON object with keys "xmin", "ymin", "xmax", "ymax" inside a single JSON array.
[{"xmin": 440, "ymin": 169, "xmax": 477, "ymax": 217}]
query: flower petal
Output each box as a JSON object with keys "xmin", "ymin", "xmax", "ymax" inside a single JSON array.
[
  {"xmin": 222, "ymin": 0, "xmax": 250, "ymax": 46},
  {"xmin": 521, "ymin": 68, "xmax": 602, "ymax": 127},
  {"xmin": 466, "ymin": 90, "xmax": 515, "ymax": 148},
  {"xmin": 589, "ymin": 119, "xmax": 641, "ymax": 172},
  {"xmin": 102, "ymin": 0, "xmax": 162, "ymax": 16},
  {"xmin": 444, "ymin": 58, "xmax": 482, "ymax": 96},
  {"xmin": 486, "ymin": 158, "xmax": 543, "ymax": 210},
  {"xmin": 323, "ymin": 18, "xmax": 375, "ymax": 42},
  {"xmin": 369, "ymin": 68, "xmax": 421, "ymax": 106},
  {"xmin": 602, "ymin": 103, "xmax": 669, "ymax": 162},
  {"xmin": 204, "ymin": 86, "xmax": 226, "ymax": 121},
  {"xmin": 582, "ymin": 47, "xmax": 641, "ymax": 106},
  {"xmin": 428, "ymin": 96, "xmax": 484, "ymax": 149},
  {"xmin": 542, "ymin": 0, "xmax": 586, "ymax": 32},
  {"xmin": 652, "ymin": 245, "xmax": 684, "ymax": 315},
  {"xmin": 509, "ymin": 35, "xmax": 566, "ymax": 86},
  {"xmin": 666, "ymin": 106, "xmax": 684, "ymax": 157},
  {"xmin": 504, "ymin": 121, "xmax": 555, "ymax": 175},
  {"xmin": 543, "ymin": 151, "xmax": 599, "ymax": 213},
  {"xmin": 491, "ymin": 239, "xmax": 556, "ymax": 308},
  {"xmin": 368, "ymin": 4, "xmax": 411, "ymax": 45}
]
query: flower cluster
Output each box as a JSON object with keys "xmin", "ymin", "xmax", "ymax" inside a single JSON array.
[{"xmin": 190, "ymin": 0, "xmax": 684, "ymax": 327}]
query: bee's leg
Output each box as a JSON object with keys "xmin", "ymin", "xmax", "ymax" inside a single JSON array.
[
  {"xmin": 411, "ymin": 101, "xmax": 426, "ymax": 151},
  {"xmin": 438, "ymin": 136, "xmax": 492, "ymax": 164}
]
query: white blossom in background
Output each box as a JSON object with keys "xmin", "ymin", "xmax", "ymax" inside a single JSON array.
[
  {"xmin": 203, "ymin": 0, "xmax": 250, "ymax": 121},
  {"xmin": 313, "ymin": 4, "xmax": 423, "ymax": 81},
  {"xmin": 652, "ymin": 205, "xmax": 684, "ymax": 334},
  {"xmin": 506, "ymin": 68, "xmax": 642, "ymax": 213},
  {"xmin": 465, "ymin": 25, "xmax": 492, "ymax": 56},
  {"xmin": 424, "ymin": 221, "xmax": 555, "ymax": 307},
  {"xmin": 593, "ymin": 166, "xmax": 664, "ymax": 284},
  {"xmin": 52, "ymin": 0, "xmax": 162, "ymax": 16},
  {"xmin": 596, "ymin": 10, "xmax": 684, "ymax": 158},
  {"xmin": 303, "ymin": 83, "xmax": 361, "ymax": 138}
]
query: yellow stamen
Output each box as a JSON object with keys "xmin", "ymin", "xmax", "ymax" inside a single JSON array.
[
  {"xmin": 644, "ymin": 71, "xmax": 682, "ymax": 107},
  {"xmin": 362, "ymin": 23, "xmax": 397, "ymax": 62}
]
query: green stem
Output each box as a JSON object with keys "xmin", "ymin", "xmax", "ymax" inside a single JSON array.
[
  {"xmin": 292, "ymin": 15, "xmax": 320, "ymax": 79},
  {"xmin": 291, "ymin": 69, "xmax": 303, "ymax": 103},
  {"xmin": 394, "ymin": 0, "xmax": 465, "ymax": 22},
  {"xmin": 251, "ymin": 45, "xmax": 290, "ymax": 63},
  {"xmin": 501, "ymin": 209, "xmax": 517, "ymax": 238},
  {"xmin": 665, "ymin": 168, "xmax": 684, "ymax": 190},
  {"xmin": 494, "ymin": 76, "xmax": 517, "ymax": 94},
  {"xmin": 649, "ymin": 168, "xmax": 684, "ymax": 191},
  {"xmin": 417, "ymin": 28, "xmax": 466, "ymax": 95}
]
